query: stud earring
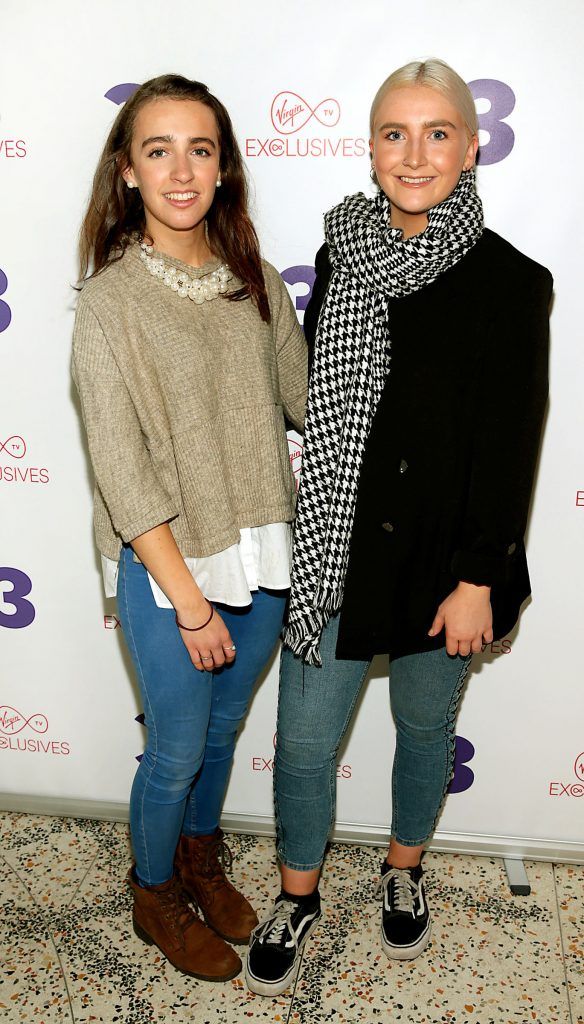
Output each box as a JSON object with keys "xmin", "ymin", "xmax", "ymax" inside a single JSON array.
[
  {"xmin": 127, "ymin": 181, "xmax": 136, "ymax": 189},
  {"xmin": 216, "ymin": 178, "xmax": 222, "ymax": 188}
]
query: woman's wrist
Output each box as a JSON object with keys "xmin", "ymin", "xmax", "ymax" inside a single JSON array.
[
  {"xmin": 174, "ymin": 593, "xmax": 211, "ymax": 628},
  {"xmin": 176, "ymin": 600, "xmax": 214, "ymax": 632},
  {"xmin": 457, "ymin": 580, "xmax": 491, "ymax": 595}
]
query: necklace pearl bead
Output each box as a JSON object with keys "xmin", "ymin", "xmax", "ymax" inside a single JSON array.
[{"xmin": 139, "ymin": 242, "xmax": 232, "ymax": 303}]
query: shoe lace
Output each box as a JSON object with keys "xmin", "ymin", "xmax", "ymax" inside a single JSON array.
[
  {"xmin": 376, "ymin": 868, "xmax": 419, "ymax": 916},
  {"xmin": 251, "ymin": 899, "xmax": 299, "ymax": 949},
  {"xmin": 157, "ymin": 879, "xmax": 197, "ymax": 934},
  {"xmin": 202, "ymin": 833, "xmax": 234, "ymax": 890}
]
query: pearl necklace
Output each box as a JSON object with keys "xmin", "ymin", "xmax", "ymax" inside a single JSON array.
[{"xmin": 139, "ymin": 242, "xmax": 232, "ymax": 304}]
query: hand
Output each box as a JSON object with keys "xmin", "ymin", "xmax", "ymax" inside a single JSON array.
[
  {"xmin": 428, "ymin": 582, "xmax": 493, "ymax": 657},
  {"xmin": 176, "ymin": 602, "xmax": 236, "ymax": 673}
]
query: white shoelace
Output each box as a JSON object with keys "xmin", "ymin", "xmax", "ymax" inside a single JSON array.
[
  {"xmin": 251, "ymin": 899, "xmax": 301, "ymax": 948},
  {"xmin": 377, "ymin": 867, "xmax": 419, "ymax": 916}
]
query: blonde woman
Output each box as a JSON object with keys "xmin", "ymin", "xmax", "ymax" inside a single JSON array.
[{"xmin": 246, "ymin": 59, "xmax": 552, "ymax": 996}]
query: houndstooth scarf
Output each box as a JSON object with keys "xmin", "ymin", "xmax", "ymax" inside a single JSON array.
[{"xmin": 283, "ymin": 169, "xmax": 484, "ymax": 665}]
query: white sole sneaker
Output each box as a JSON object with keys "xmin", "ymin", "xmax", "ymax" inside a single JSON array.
[
  {"xmin": 244, "ymin": 915, "xmax": 321, "ymax": 997},
  {"xmin": 380, "ymin": 917, "xmax": 432, "ymax": 960}
]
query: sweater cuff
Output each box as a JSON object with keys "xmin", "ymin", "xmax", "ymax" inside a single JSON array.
[{"xmin": 117, "ymin": 502, "xmax": 179, "ymax": 544}]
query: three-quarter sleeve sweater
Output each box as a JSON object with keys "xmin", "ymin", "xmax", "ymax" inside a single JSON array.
[{"xmin": 72, "ymin": 244, "xmax": 308, "ymax": 561}]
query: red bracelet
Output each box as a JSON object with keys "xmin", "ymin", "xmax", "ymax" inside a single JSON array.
[{"xmin": 175, "ymin": 600, "xmax": 214, "ymax": 631}]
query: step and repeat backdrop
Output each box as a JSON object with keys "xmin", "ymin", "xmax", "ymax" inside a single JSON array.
[{"xmin": 1, "ymin": 0, "xmax": 583, "ymax": 857}]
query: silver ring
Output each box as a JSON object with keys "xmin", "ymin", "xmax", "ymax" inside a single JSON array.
[
  {"xmin": 201, "ymin": 655, "xmax": 213, "ymax": 661},
  {"xmin": 224, "ymin": 644, "xmax": 236, "ymax": 651}
]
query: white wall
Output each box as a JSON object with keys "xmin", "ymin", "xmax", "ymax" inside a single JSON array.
[{"xmin": 1, "ymin": 0, "xmax": 583, "ymax": 856}]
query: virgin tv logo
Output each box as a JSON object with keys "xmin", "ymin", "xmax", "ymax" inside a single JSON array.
[
  {"xmin": 0, "ymin": 435, "xmax": 50, "ymax": 485},
  {"xmin": 0, "ymin": 706, "xmax": 70, "ymax": 755},
  {"xmin": 287, "ymin": 431, "xmax": 303, "ymax": 492},
  {"xmin": 0, "ymin": 705, "xmax": 48, "ymax": 736},
  {"xmin": 548, "ymin": 751, "xmax": 584, "ymax": 798},
  {"xmin": 246, "ymin": 91, "xmax": 366, "ymax": 160},
  {"xmin": 271, "ymin": 93, "xmax": 340, "ymax": 134},
  {"xmin": 0, "ymin": 434, "xmax": 25, "ymax": 458}
]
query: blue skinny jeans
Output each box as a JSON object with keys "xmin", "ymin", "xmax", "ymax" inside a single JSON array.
[
  {"xmin": 117, "ymin": 544, "xmax": 287, "ymax": 886},
  {"xmin": 275, "ymin": 613, "xmax": 471, "ymax": 870}
]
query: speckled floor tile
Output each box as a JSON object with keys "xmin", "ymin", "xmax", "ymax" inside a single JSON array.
[
  {"xmin": 0, "ymin": 856, "xmax": 73, "ymax": 1022},
  {"xmin": 0, "ymin": 813, "xmax": 115, "ymax": 913},
  {"xmin": 289, "ymin": 846, "xmax": 571, "ymax": 1024},
  {"xmin": 1, "ymin": 813, "xmax": 579, "ymax": 1024},
  {"xmin": 555, "ymin": 862, "xmax": 584, "ymax": 1024},
  {"xmin": 53, "ymin": 826, "xmax": 292, "ymax": 1023}
]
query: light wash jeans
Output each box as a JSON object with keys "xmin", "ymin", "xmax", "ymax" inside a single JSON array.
[
  {"xmin": 117, "ymin": 544, "xmax": 287, "ymax": 885},
  {"xmin": 274, "ymin": 613, "xmax": 471, "ymax": 870}
]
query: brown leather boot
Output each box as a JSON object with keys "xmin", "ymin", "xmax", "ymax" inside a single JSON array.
[
  {"xmin": 128, "ymin": 868, "xmax": 241, "ymax": 981},
  {"xmin": 175, "ymin": 830, "xmax": 258, "ymax": 945}
]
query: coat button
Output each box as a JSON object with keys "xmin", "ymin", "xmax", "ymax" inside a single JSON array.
[
  {"xmin": 381, "ymin": 521, "xmax": 394, "ymax": 533},
  {"xmin": 507, "ymin": 541, "xmax": 517, "ymax": 555},
  {"xmin": 399, "ymin": 459, "xmax": 408, "ymax": 474}
]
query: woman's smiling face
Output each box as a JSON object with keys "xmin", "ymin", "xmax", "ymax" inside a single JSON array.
[
  {"xmin": 123, "ymin": 97, "xmax": 221, "ymax": 245},
  {"xmin": 370, "ymin": 85, "xmax": 478, "ymax": 238}
]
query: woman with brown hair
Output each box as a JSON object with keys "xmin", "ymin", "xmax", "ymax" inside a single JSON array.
[{"xmin": 73, "ymin": 74, "xmax": 306, "ymax": 982}]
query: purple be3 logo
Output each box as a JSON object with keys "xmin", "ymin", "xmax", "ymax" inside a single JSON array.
[
  {"xmin": 468, "ymin": 79, "xmax": 516, "ymax": 165},
  {"xmin": 0, "ymin": 269, "xmax": 12, "ymax": 333},
  {"xmin": 281, "ymin": 266, "xmax": 316, "ymax": 327},
  {"xmin": 105, "ymin": 84, "xmax": 139, "ymax": 105},
  {"xmin": 448, "ymin": 735, "xmax": 475, "ymax": 794},
  {"xmin": 0, "ymin": 568, "xmax": 35, "ymax": 628}
]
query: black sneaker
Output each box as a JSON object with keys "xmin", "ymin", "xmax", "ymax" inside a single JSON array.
[
  {"xmin": 378, "ymin": 863, "xmax": 431, "ymax": 960},
  {"xmin": 245, "ymin": 892, "xmax": 321, "ymax": 996}
]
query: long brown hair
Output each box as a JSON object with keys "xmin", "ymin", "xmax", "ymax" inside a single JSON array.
[{"xmin": 78, "ymin": 74, "xmax": 270, "ymax": 322}]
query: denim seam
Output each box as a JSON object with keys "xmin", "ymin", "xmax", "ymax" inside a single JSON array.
[
  {"xmin": 120, "ymin": 552, "xmax": 158, "ymax": 885},
  {"xmin": 326, "ymin": 659, "xmax": 371, "ymax": 843},
  {"xmin": 428, "ymin": 654, "xmax": 472, "ymax": 838},
  {"xmin": 273, "ymin": 653, "xmax": 288, "ymax": 866}
]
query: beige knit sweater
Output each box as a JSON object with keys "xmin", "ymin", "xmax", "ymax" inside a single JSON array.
[{"xmin": 72, "ymin": 243, "xmax": 307, "ymax": 560}]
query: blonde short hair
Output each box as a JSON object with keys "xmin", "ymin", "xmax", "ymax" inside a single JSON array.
[{"xmin": 370, "ymin": 59, "xmax": 478, "ymax": 138}]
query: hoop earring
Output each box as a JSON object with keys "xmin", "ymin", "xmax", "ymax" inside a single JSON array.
[{"xmin": 369, "ymin": 167, "xmax": 377, "ymax": 182}]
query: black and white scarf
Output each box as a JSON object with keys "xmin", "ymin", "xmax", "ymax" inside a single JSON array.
[{"xmin": 283, "ymin": 169, "xmax": 484, "ymax": 665}]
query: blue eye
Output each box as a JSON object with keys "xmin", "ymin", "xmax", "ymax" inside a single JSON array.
[
  {"xmin": 385, "ymin": 130, "xmax": 403, "ymax": 141},
  {"xmin": 430, "ymin": 130, "xmax": 447, "ymax": 140}
]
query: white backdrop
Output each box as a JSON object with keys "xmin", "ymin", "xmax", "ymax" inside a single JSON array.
[{"xmin": 1, "ymin": 0, "xmax": 583, "ymax": 860}]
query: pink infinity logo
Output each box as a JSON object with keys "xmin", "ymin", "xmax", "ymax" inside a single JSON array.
[
  {"xmin": 0, "ymin": 706, "xmax": 48, "ymax": 735},
  {"xmin": 271, "ymin": 92, "xmax": 341, "ymax": 134},
  {"xmin": 0, "ymin": 435, "xmax": 26, "ymax": 458}
]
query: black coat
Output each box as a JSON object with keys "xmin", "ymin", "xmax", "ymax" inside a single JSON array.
[{"xmin": 303, "ymin": 229, "xmax": 553, "ymax": 660}]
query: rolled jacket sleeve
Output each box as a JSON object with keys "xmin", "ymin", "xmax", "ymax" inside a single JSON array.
[
  {"xmin": 72, "ymin": 295, "xmax": 178, "ymax": 543},
  {"xmin": 451, "ymin": 264, "xmax": 553, "ymax": 586}
]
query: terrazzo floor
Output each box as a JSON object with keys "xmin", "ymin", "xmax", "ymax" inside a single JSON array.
[{"xmin": 0, "ymin": 812, "xmax": 581, "ymax": 1024}]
